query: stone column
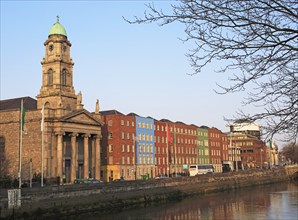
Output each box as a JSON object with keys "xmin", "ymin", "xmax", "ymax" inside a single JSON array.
[
  {"xmin": 95, "ymin": 135, "xmax": 101, "ymax": 180},
  {"xmin": 56, "ymin": 132, "xmax": 64, "ymax": 183},
  {"xmin": 70, "ymin": 133, "xmax": 78, "ymax": 183},
  {"xmin": 83, "ymin": 134, "xmax": 90, "ymax": 179},
  {"xmin": 91, "ymin": 137, "xmax": 96, "ymax": 178}
]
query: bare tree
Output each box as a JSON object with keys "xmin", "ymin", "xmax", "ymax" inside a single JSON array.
[
  {"xmin": 281, "ymin": 142, "xmax": 298, "ymax": 163},
  {"xmin": 125, "ymin": 0, "xmax": 298, "ymax": 141}
]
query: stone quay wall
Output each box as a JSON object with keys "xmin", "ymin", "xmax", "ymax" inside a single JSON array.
[{"xmin": 0, "ymin": 168, "xmax": 289, "ymax": 219}]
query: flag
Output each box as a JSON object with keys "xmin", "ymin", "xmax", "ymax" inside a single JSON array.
[
  {"xmin": 268, "ymin": 139, "xmax": 272, "ymax": 148},
  {"xmin": 166, "ymin": 124, "xmax": 172, "ymax": 143},
  {"xmin": 41, "ymin": 105, "xmax": 44, "ymax": 132},
  {"xmin": 20, "ymin": 99, "xmax": 25, "ymax": 131}
]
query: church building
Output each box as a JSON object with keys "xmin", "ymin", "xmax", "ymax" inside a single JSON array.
[{"xmin": 0, "ymin": 17, "xmax": 102, "ymax": 184}]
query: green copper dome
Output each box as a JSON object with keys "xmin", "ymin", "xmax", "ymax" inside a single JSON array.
[{"xmin": 49, "ymin": 16, "xmax": 67, "ymax": 37}]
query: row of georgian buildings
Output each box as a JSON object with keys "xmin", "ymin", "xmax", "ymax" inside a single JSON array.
[
  {"xmin": 100, "ymin": 111, "xmax": 279, "ymax": 181},
  {"xmin": 0, "ymin": 18, "xmax": 279, "ymax": 183}
]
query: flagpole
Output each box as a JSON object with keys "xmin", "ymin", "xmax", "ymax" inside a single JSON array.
[
  {"xmin": 19, "ymin": 99, "xmax": 23, "ymax": 189},
  {"xmin": 41, "ymin": 104, "xmax": 45, "ymax": 187}
]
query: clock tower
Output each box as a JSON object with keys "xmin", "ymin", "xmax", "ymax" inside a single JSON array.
[{"xmin": 37, "ymin": 16, "xmax": 78, "ymax": 111}]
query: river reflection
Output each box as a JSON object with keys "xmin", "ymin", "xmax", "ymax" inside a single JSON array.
[{"xmin": 78, "ymin": 182, "xmax": 298, "ymax": 220}]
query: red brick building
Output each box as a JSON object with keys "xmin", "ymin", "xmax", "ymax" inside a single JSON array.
[
  {"xmin": 100, "ymin": 110, "xmax": 136, "ymax": 181},
  {"xmin": 208, "ymin": 127, "xmax": 222, "ymax": 173},
  {"xmin": 170, "ymin": 122, "xmax": 197, "ymax": 175},
  {"xmin": 233, "ymin": 133, "xmax": 267, "ymax": 169},
  {"xmin": 154, "ymin": 119, "xmax": 170, "ymax": 176},
  {"xmin": 220, "ymin": 132, "xmax": 230, "ymax": 172}
]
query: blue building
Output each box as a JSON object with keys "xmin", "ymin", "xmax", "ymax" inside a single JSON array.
[{"xmin": 135, "ymin": 116, "xmax": 156, "ymax": 178}]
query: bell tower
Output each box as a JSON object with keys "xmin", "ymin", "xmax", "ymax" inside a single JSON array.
[{"xmin": 37, "ymin": 16, "xmax": 77, "ymax": 111}]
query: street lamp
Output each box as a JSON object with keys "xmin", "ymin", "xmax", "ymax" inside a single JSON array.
[
  {"xmin": 41, "ymin": 104, "xmax": 45, "ymax": 187},
  {"xmin": 260, "ymin": 148, "xmax": 263, "ymax": 169}
]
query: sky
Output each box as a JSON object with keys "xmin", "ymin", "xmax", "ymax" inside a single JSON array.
[{"xmin": 1, "ymin": 1, "xmax": 260, "ymax": 135}]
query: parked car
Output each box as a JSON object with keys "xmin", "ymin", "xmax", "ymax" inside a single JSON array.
[
  {"xmin": 74, "ymin": 178, "xmax": 88, "ymax": 184},
  {"xmin": 88, "ymin": 178, "xmax": 103, "ymax": 184},
  {"xmin": 155, "ymin": 175, "xmax": 169, "ymax": 179}
]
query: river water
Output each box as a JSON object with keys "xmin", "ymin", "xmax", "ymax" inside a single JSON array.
[{"xmin": 79, "ymin": 182, "xmax": 298, "ymax": 220}]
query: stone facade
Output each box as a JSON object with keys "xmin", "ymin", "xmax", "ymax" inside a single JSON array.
[
  {"xmin": 0, "ymin": 19, "xmax": 102, "ymax": 184},
  {"xmin": 0, "ymin": 107, "xmax": 42, "ymax": 180}
]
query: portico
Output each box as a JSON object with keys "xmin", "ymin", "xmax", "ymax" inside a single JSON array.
[{"xmin": 54, "ymin": 130, "xmax": 100, "ymax": 183}]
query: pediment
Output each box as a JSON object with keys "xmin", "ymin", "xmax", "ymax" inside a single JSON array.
[{"xmin": 61, "ymin": 110, "xmax": 101, "ymax": 126}]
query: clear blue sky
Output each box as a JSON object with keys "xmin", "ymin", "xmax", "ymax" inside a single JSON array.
[{"xmin": 1, "ymin": 1, "xmax": 256, "ymax": 134}]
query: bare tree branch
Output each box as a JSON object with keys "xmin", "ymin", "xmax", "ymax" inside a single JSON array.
[{"xmin": 125, "ymin": 0, "xmax": 298, "ymax": 142}]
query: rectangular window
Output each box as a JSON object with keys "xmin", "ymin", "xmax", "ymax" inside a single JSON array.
[
  {"xmin": 108, "ymin": 132, "xmax": 113, "ymax": 139},
  {"xmin": 127, "ymin": 145, "xmax": 130, "ymax": 152},
  {"xmin": 121, "ymin": 120, "xmax": 124, "ymax": 125},
  {"xmin": 122, "ymin": 144, "xmax": 125, "ymax": 152},
  {"xmin": 127, "ymin": 121, "xmax": 130, "ymax": 126},
  {"xmin": 108, "ymin": 120, "xmax": 113, "ymax": 126},
  {"xmin": 127, "ymin": 133, "xmax": 130, "ymax": 139},
  {"xmin": 109, "ymin": 156, "xmax": 113, "ymax": 164},
  {"xmin": 109, "ymin": 144, "xmax": 113, "ymax": 152},
  {"xmin": 121, "ymin": 132, "xmax": 125, "ymax": 139}
]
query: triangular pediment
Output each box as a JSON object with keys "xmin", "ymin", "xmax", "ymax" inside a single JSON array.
[{"xmin": 61, "ymin": 109, "xmax": 102, "ymax": 126}]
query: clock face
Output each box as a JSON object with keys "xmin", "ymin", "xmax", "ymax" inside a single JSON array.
[{"xmin": 49, "ymin": 44, "xmax": 54, "ymax": 51}]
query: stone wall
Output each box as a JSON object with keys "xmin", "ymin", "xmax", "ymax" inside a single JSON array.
[
  {"xmin": 0, "ymin": 168, "xmax": 289, "ymax": 218},
  {"xmin": 0, "ymin": 109, "xmax": 42, "ymax": 179}
]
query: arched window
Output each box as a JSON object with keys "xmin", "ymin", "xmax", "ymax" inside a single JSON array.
[
  {"xmin": 61, "ymin": 69, "xmax": 67, "ymax": 86},
  {"xmin": 47, "ymin": 69, "xmax": 53, "ymax": 86}
]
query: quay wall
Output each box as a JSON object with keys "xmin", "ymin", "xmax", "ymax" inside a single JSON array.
[{"xmin": 0, "ymin": 168, "xmax": 290, "ymax": 219}]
